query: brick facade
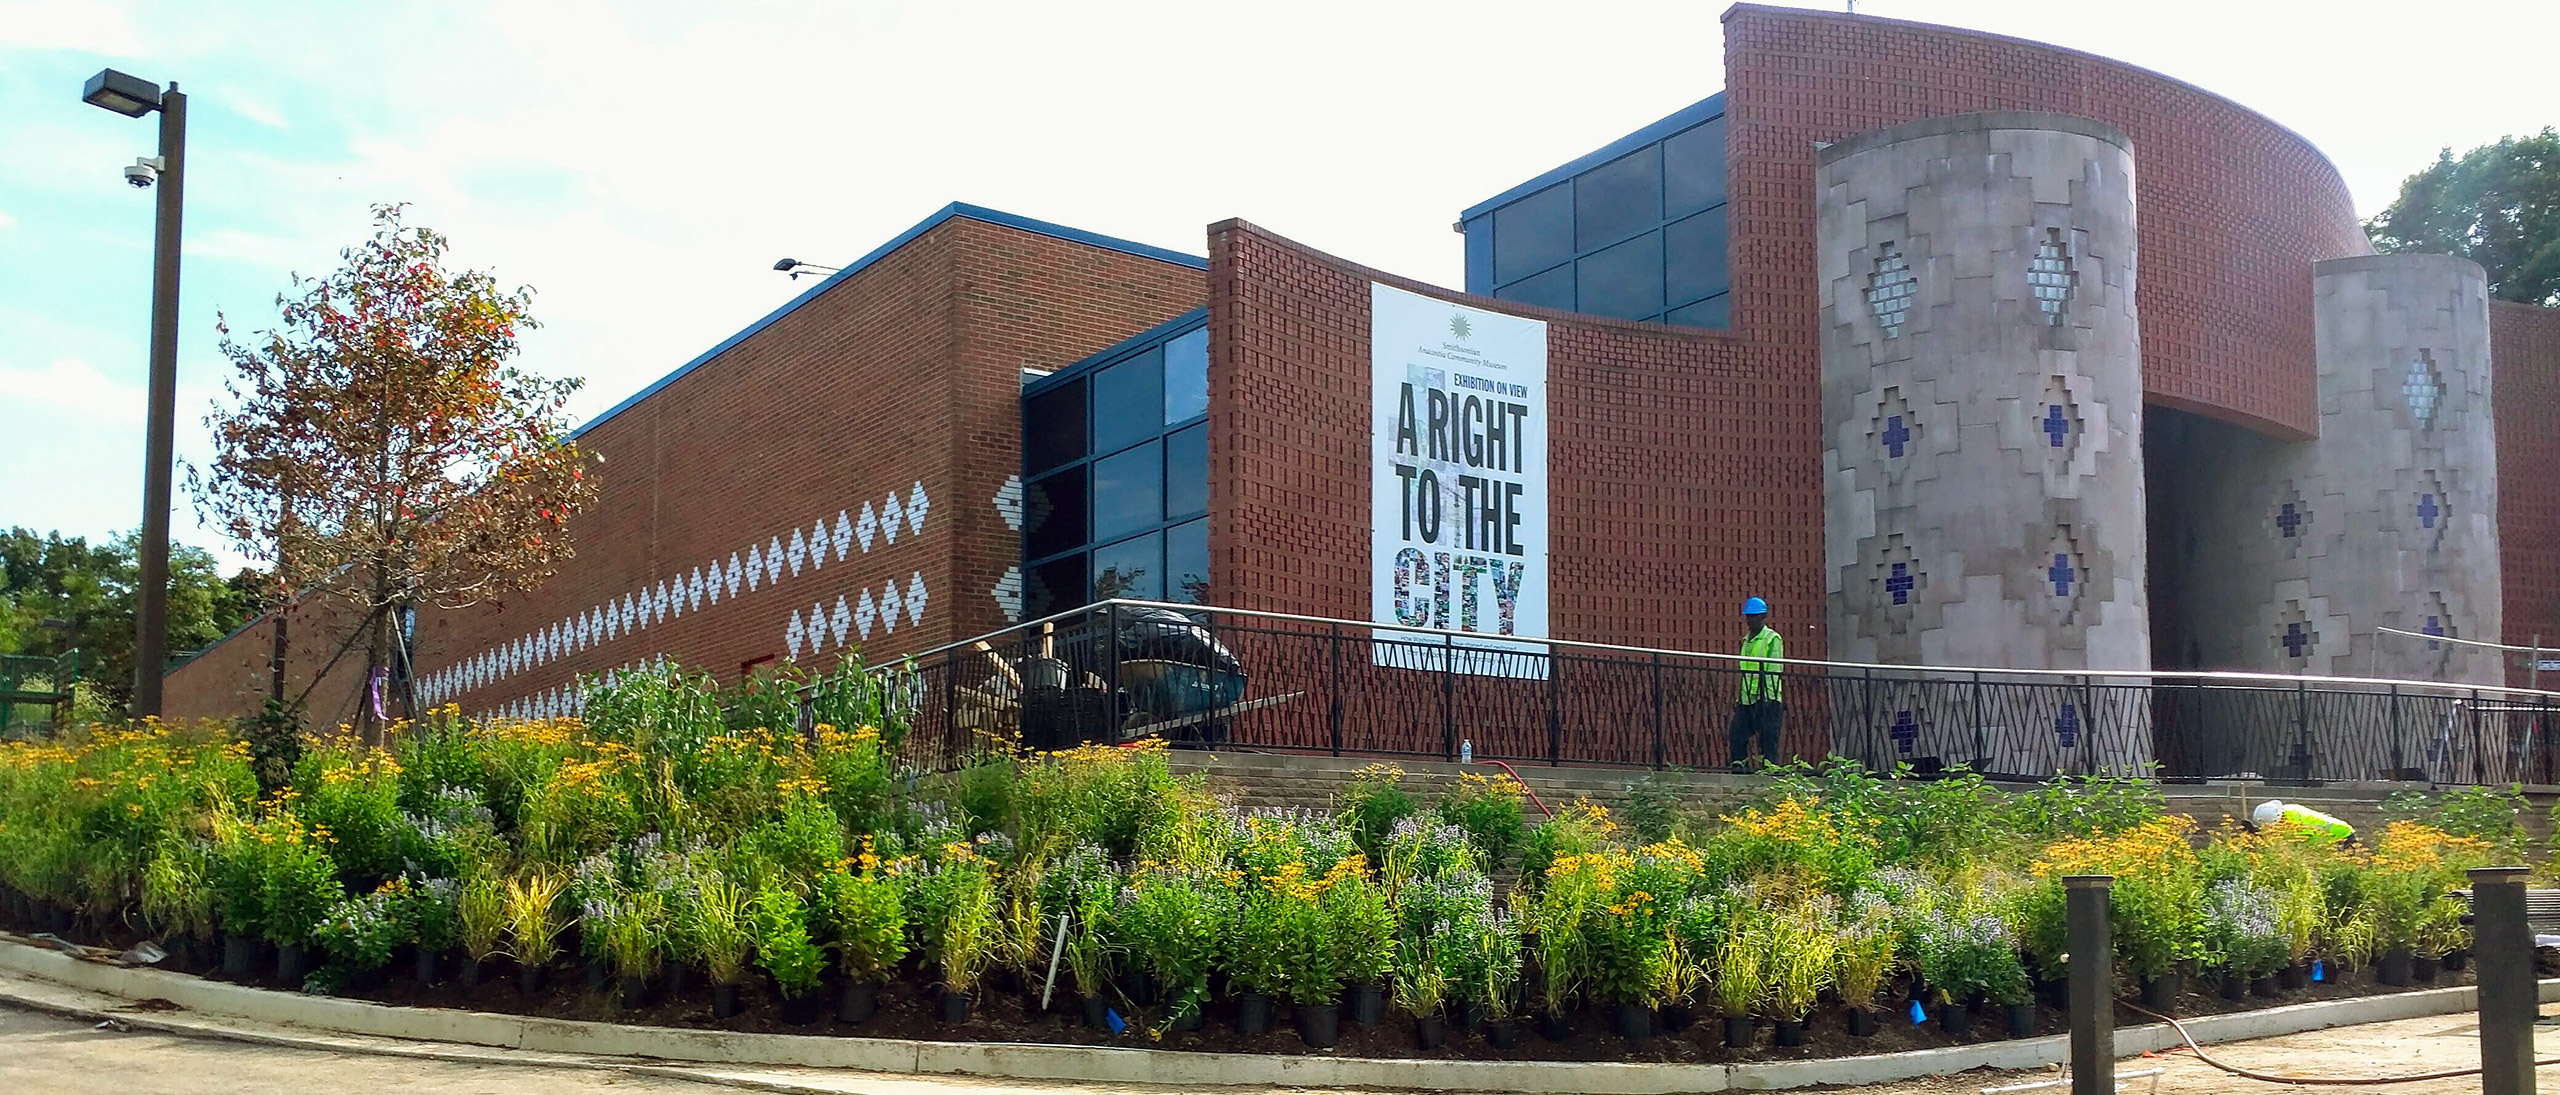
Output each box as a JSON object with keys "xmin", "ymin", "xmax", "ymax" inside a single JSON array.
[
  {"xmin": 2494, "ymin": 301, "xmax": 2560, "ymax": 677},
  {"xmin": 165, "ymin": 211, "xmax": 1202, "ymax": 725}
]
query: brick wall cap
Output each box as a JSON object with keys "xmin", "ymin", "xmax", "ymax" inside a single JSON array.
[
  {"xmin": 2313, "ymin": 253, "xmax": 2489, "ymax": 283},
  {"xmin": 1210, "ymin": 218, "xmax": 1750, "ymax": 343},
  {"xmin": 1815, "ymin": 111, "xmax": 2131, "ymax": 168}
]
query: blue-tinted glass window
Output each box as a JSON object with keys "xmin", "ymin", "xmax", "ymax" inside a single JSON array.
[
  {"xmin": 1164, "ymin": 423, "xmax": 1207, "ymax": 519},
  {"xmin": 1163, "ymin": 329, "xmax": 1208, "ymax": 424},
  {"xmin": 1495, "ymin": 264, "xmax": 1574, "ymax": 312},
  {"xmin": 1665, "ymin": 207, "xmax": 1729, "ymax": 307},
  {"xmin": 1576, "ymin": 147, "xmax": 1661, "ymax": 250},
  {"xmin": 1492, "ymin": 184, "xmax": 1572, "ymax": 284},
  {"xmin": 1093, "ymin": 533, "xmax": 1163, "ymax": 601},
  {"xmin": 1577, "ymin": 231, "xmax": 1662, "ymax": 321},
  {"xmin": 1091, "ymin": 440, "xmax": 1162, "ymax": 542},
  {"xmin": 1092, "ymin": 348, "xmax": 1163, "ymax": 455},
  {"xmin": 1023, "ymin": 467, "xmax": 1088, "ymax": 560},
  {"xmin": 1666, "ymin": 292, "xmax": 1730, "ymax": 329},
  {"xmin": 1664, "ymin": 117, "xmax": 1726, "ymax": 217},
  {"xmin": 1463, "ymin": 216, "xmax": 1494, "ymax": 294},
  {"xmin": 1024, "ymin": 379, "xmax": 1086, "ymax": 474},
  {"xmin": 1165, "ymin": 518, "xmax": 1208, "ymax": 603},
  {"xmin": 1026, "ymin": 553, "xmax": 1086, "ymax": 618}
]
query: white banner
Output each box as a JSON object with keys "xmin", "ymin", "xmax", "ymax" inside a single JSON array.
[{"xmin": 1369, "ymin": 282, "xmax": 1548, "ymax": 675}]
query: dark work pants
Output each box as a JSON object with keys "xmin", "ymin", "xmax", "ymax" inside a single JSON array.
[{"xmin": 1728, "ymin": 700, "xmax": 1784, "ymax": 764}]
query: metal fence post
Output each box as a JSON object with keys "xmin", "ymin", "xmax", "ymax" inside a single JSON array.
[
  {"xmin": 2471, "ymin": 688, "xmax": 2485, "ymax": 785},
  {"xmin": 2388, "ymin": 683, "xmax": 2404, "ymax": 776},
  {"xmin": 2066, "ymin": 874, "xmax": 2114, "ymax": 1095},
  {"xmin": 2081, "ymin": 674, "xmax": 2097, "ymax": 775},
  {"xmin": 1860, "ymin": 665, "xmax": 1875, "ymax": 765},
  {"xmin": 1327, "ymin": 623, "xmax": 1343, "ymax": 758},
  {"xmin": 1971, "ymin": 670, "xmax": 1986, "ymax": 770},
  {"xmin": 1546, "ymin": 650, "xmax": 1562, "ymax": 766},
  {"xmin": 1441, "ymin": 631, "xmax": 1457, "ymax": 761},
  {"xmin": 1651, "ymin": 651, "xmax": 1666, "ymax": 771},
  {"xmin": 2469, "ymin": 866, "xmax": 2534, "ymax": 1095},
  {"xmin": 2293, "ymin": 676, "xmax": 2311, "ymax": 781}
]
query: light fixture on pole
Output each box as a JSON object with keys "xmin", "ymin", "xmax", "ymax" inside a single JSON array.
[
  {"xmin": 82, "ymin": 67, "xmax": 186, "ymax": 719},
  {"xmin": 772, "ymin": 257, "xmax": 840, "ymax": 281}
]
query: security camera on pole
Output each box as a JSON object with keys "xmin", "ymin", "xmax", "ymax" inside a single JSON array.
[{"xmin": 80, "ymin": 68, "xmax": 186, "ymax": 718}]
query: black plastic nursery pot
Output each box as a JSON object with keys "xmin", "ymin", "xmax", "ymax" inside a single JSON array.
[
  {"xmin": 1535, "ymin": 1010, "xmax": 1571, "ymax": 1042},
  {"xmin": 274, "ymin": 942, "xmax": 310, "ymax": 986},
  {"xmin": 2005, "ymin": 1002, "xmax": 2034, "ymax": 1039},
  {"xmin": 413, "ymin": 948, "xmax": 440, "ymax": 986},
  {"xmin": 711, "ymin": 982, "xmax": 742, "ymax": 1019},
  {"xmin": 1660, "ymin": 1002, "xmax": 1696, "ymax": 1032},
  {"xmin": 2412, "ymin": 954, "xmax": 2439, "ymax": 983},
  {"xmin": 2443, "ymin": 949, "xmax": 2470, "ymax": 972},
  {"xmin": 1294, "ymin": 1003, "xmax": 1339, "ymax": 1049},
  {"xmin": 2219, "ymin": 973, "xmax": 2247, "ymax": 1000},
  {"xmin": 2376, "ymin": 950, "xmax": 2413, "ymax": 986},
  {"xmin": 2139, "ymin": 971, "xmax": 2179, "ymax": 1010},
  {"xmin": 519, "ymin": 962, "xmax": 550, "ymax": 996},
  {"xmin": 1484, "ymin": 1016, "xmax": 1516, "ymax": 1049},
  {"xmin": 1081, "ymin": 994, "xmax": 1112, "ymax": 1031},
  {"xmin": 1846, "ymin": 1006, "xmax": 1877, "ymax": 1037},
  {"xmin": 1170, "ymin": 1003, "xmax": 1203, "ymax": 1032},
  {"xmin": 221, "ymin": 933, "xmax": 259, "ymax": 979},
  {"xmin": 1414, "ymin": 1013, "xmax": 1447, "ymax": 1050},
  {"xmin": 1235, "ymin": 992, "xmax": 1273, "ymax": 1036},
  {"xmin": 2251, "ymin": 975, "xmax": 2279, "ymax": 998},
  {"xmin": 781, "ymin": 989, "xmax": 828, "ymax": 1026},
  {"xmin": 1773, "ymin": 1018, "xmax": 1806, "ymax": 1047},
  {"xmin": 665, "ymin": 963, "xmax": 692, "ymax": 1000},
  {"xmin": 1612, "ymin": 1001, "xmax": 1652, "ymax": 1041},
  {"xmin": 586, "ymin": 958, "xmax": 613, "ymax": 994},
  {"xmin": 837, "ymin": 981, "xmax": 878, "ymax": 1024},
  {"xmin": 1723, "ymin": 1015, "xmax": 1753, "ymax": 1049},
  {"xmin": 2280, "ymin": 963, "xmax": 2309, "ymax": 990},
  {"xmin": 458, "ymin": 956, "xmax": 484, "ymax": 992},
  {"xmin": 1347, "ymin": 982, "xmax": 1384, "ymax": 1029},
  {"xmin": 938, "ymin": 989, "xmax": 972, "ymax": 1025},
  {"xmin": 619, "ymin": 976, "xmax": 649, "ymax": 1011},
  {"xmin": 1938, "ymin": 1002, "xmax": 1971, "ymax": 1037}
]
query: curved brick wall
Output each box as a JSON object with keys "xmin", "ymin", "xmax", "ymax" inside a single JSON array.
[
  {"xmin": 1722, "ymin": 3, "xmax": 2372, "ymax": 441},
  {"xmin": 2494, "ymin": 301, "xmax": 2560, "ymax": 678}
]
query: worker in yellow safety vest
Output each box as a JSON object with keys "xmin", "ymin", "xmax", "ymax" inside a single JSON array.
[{"xmin": 1729, "ymin": 597, "xmax": 1786, "ymax": 771}]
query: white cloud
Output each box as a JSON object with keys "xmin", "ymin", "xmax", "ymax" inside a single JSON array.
[
  {"xmin": 213, "ymin": 86, "xmax": 287, "ymax": 130},
  {"xmin": 0, "ymin": 209, "xmax": 15, "ymax": 230},
  {"xmin": 0, "ymin": 357, "xmax": 144, "ymax": 423},
  {"xmin": 0, "ymin": 1, "xmax": 138, "ymax": 52}
]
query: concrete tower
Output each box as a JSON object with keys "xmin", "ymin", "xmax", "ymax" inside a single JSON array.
[{"xmin": 1817, "ymin": 112, "xmax": 2151, "ymax": 775}]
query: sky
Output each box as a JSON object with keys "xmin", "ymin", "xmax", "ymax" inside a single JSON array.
[{"xmin": 2, "ymin": 0, "xmax": 2555, "ymax": 573}]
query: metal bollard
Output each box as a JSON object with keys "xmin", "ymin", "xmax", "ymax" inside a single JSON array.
[
  {"xmin": 2066, "ymin": 874, "xmax": 2114, "ymax": 1095},
  {"xmin": 2471, "ymin": 866, "xmax": 2535, "ymax": 1095}
]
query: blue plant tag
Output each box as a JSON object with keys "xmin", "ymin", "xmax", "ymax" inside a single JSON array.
[
  {"xmin": 2311, "ymin": 960, "xmax": 2325, "ymax": 982},
  {"xmin": 1909, "ymin": 1000, "xmax": 1928, "ymax": 1024},
  {"xmin": 1106, "ymin": 1008, "xmax": 1126, "ymax": 1034}
]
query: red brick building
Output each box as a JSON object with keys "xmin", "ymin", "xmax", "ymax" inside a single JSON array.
[{"xmin": 167, "ymin": 5, "xmax": 2560, "ymax": 737}]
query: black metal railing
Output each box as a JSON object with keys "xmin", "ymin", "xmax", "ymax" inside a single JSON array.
[{"xmin": 879, "ymin": 601, "xmax": 2560, "ymax": 786}]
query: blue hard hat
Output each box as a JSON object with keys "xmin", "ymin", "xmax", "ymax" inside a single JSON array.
[{"xmin": 1742, "ymin": 596, "xmax": 1769, "ymax": 615}]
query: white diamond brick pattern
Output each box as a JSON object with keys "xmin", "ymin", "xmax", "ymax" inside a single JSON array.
[
  {"xmin": 437, "ymin": 483, "xmax": 936, "ymax": 713},
  {"xmin": 994, "ymin": 476, "xmax": 1025, "ymax": 532},
  {"xmin": 1865, "ymin": 244, "xmax": 1914, "ymax": 338},
  {"xmin": 2404, "ymin": 352, "xmax": 2444, "ymax": 429},
  {"xmin": 2028, "ymin": 229, "xmax": 2073, "ymax": 325}
]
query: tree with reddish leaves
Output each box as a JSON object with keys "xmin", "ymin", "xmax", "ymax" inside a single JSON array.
[{"xmin": 190, "ymin": 205, "xmax": 597, "ymax": 738}]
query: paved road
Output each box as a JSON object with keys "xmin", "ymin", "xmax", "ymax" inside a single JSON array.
[{"xmin": 4, "ymin": 1001, "xmax": 2558, "ymax": 1095}]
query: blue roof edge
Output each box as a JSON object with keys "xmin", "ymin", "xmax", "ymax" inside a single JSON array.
[
  {"xmin": 1457, "ymin": 91, "xmax": 1727, "ymax": 223},
  {"xmin": 1022, "ymin": 306, "xmax": 1211, "ymax": 396},
  {"xmin": 570, "ymin": 202, "xmax": 1208, "ymax": 439}
]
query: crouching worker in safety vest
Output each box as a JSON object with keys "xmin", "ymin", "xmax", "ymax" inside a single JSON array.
[{"xmin": 1729, "ymin": 597, "xmax": 1786, "ymax": 772}]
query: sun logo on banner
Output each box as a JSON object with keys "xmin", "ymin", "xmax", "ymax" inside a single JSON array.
[{"xmin": 1449, "ymin": 313, "xmax": 1472, "ymax": 340}]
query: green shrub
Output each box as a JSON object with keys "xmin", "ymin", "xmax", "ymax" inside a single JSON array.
[
  {"xmin": 812, "ymin": 865, "xmax": 908, "ymax": 983},
  {"xmin": 1337, "ymin": 763, "xmax": 1416, "ymax": 862},
  {"xmin": 749, "ymin": 884, "xmax": 824, "ymax": 999},
  {"xmin": 1435, "ymin": 773, "xmax": 1527, "ymax": 869}
]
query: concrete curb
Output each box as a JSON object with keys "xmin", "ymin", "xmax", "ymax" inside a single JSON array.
[{"xmin": 1, "ymin": 940, "xmax": 2544, "ymax": 1093}]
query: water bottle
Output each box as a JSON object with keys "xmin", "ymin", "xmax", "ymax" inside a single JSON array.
[{"xmin": 1461, "ymin": 739, "xmax": 1473, "ymax": 764}]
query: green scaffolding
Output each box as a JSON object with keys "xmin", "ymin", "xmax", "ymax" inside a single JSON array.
[{"xmin": 0, "ymin": 649, "xmax": 80, "ymax": 738}]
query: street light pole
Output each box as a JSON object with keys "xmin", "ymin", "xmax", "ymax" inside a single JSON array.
[
  {"xmin": 135, "ymin": 85, "xmax": 186, "ymax": 719},
  {"xmin": 83, "ymin": 69, "xmax": 185, "ymax": 719}
]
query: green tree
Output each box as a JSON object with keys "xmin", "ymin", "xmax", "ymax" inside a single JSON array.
[
  {"xmin": 0, "ymin": 526, "xmax": 256, "ymax": 716},
  {"xmin": 2367, "ymin": 128, "xmax": 2560, "ymax": 306}
]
